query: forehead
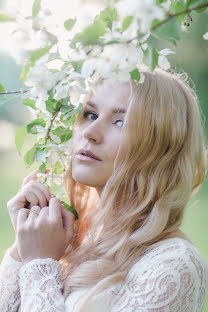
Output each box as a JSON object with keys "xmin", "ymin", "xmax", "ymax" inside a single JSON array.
[{"xmin": 90, "ymin": 79, "xmax": 131, "ymax": 109}]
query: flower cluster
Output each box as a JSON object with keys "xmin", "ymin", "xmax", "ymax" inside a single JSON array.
[{"xmin": 0, "ymin": 0, "xmax": 208, "ymax": 216}]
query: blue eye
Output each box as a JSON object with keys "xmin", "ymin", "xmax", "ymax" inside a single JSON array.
[
  {"xmin": 83, "ymin": 111, "xmax": 123, "ymax": 127},
  {"xmin": 83, "ymin": 111, "xmax": 97, "ymax": 120},
  {"xmin": 114, "ymin": 120, "xmax": 124, "ymax": 127}
]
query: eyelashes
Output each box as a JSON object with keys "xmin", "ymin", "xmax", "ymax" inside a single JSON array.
[{"xmin": 83, "ymin": 110, "xmax": 124, "ymax": 127}]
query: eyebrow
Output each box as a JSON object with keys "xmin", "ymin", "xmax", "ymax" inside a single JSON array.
[{"xmin": 86, "ymin": 101, "xmax": 126, "ymax": 114}]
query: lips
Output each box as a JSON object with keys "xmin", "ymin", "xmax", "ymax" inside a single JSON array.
[{"xmin": 77, "ymin": 149, "xmax": 102, "ymax": 161}]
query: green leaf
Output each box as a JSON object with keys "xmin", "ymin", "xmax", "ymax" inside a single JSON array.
[
  {"xmin": 0, "ymin": 14, "xmax": 14, "ymax": 22},
  {"xmin": 61, "ymin": 201, "xmax": 79, "ymax": 220},
  {"xmin": 24, "ymin": 146, "xmax": 37, "ymax": 167},
  {"xmin": 22, "ymin": 98, "xmax": 36, "ymax": 109},
  {"xmin": 152, "ymin": 18, "xmax": 181, "ymax": 45},
  {"xmin": 0, "ymin": 84, "xmax": 6, "ymax": 92},
  {"xmin": 61, "ymin": 112, "xmax": 77, "ymax": 127},
  {"xmin": 52, "ymin": 126, "xmax": 72, "ymax": 143},
  {"xmin": 30, "ymin": 45, "xmax": 52, "ymax": 66},
  {"xmin": 36, "ymin": 149, "xmax": 46, "ymax": 163},
  {"xmin": 60, "ymin": 103, "xmax": 83, "ymax": 121},
  {"xmin": 19, "ymin": 61, "xmax": 31, "ymax": 81},
  {"xmin": 60, "ymin": 97, "xmax": 70, "ymax": 107},
  {"xmin": 15, "ymin": 125, "xmax": 28, "ymax": 155},
  {"xmin": 39, "ymin": 163, "xmax": 46, "ymax": 173},
  {"xmin": 143, "ymin": 47, "xmax": 159, "ymax": 71},
  {"xmin": 52, "ymin": 160, "xmax": 64, "ymax": 174},
  {"xmin": 150, "ymin": 47, "xmax": 159, "ymax": 71},
  {"xmin": 64, "ymin": 18, "xmax": 76, "ymax": 31},
  {"xmin": 122, "ymin": 16, "xmax": 133, "ymax": 32},
  {"xmin": 172, "ymin": 0, "xmax": 187, "ymax": 22},
  {"xmin": 46, "ymin": 97, "xmax": 58, "ymax": 113},
  {"xmin": 130, "ymin": 68, "xmax": 140, "ymax": 83},
  {"xmin": 156, "ymin": 0, "xmax": 167, "ymax": 4},
  {"xmin": 32, "ymin": 0, "xmax": 41, "ymax": 17},
  {"xmin": 27, "ymin": 118, "xmax": 46, "ymax": 134},
  {"xmin": 73, "ymin": 20, "xmax": 107, "ymax": 46},
  {"xmin": 94, "ymin": 6, "xmax": 117, "ymax": 31},
  {"xmin": 76, "ymin": 102, "xmax": 83, "ymax": 114},
  {"xmin": 71, "ymin": 60, "xmax": 84, "ymax": 73},
  {"xmin": 186, "ymin": 0, "xmax": 208, "ymax": 9}
]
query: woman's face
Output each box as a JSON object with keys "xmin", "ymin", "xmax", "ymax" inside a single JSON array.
[{"xmin": 71, "ymin": 79, "xmax": 131, "ymax": 195}]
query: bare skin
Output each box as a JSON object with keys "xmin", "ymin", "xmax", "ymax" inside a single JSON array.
[{"xmin": 8, "ymin": 79, "xmax": 192, "ymax": 262}]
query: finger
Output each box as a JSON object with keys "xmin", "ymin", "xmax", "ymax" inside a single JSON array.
[
  {"xmin": 27, "ymin": 185, "xmax": 47, "ymax": 208},
  {"xmin": 60, "ymin": 204, "xmax": 75, "ymax": 238},
  {"xmin": 17, "ymin": 190, "xmax": 39, "ymax": 208},
  {"xmin": 21, "ymin": 170, "xmax": 39, "ymax": 187},
  {"xmin": 17, "ymin": 208, "xmax": 29, "ymax": 230},
  {"xmin": 21, "ymin": 169, "xmax": 51, "ymax": 187},
  {"xmin": 22, "ymin": 180, "xmax": 50, "ymax": 208},
  {"xmin": 49, "ymin": 197, "xmax": 62, "ymax": 221},
  {"xmin": 31, "ymin": 181, "xmax": 52, "ymax": 203},
  {"xmin": 27, "ymin": 206, "xmax": 41, "ymax": 220}
]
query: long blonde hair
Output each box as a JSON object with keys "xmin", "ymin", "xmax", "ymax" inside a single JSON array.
[{"xmin": 59, "ymin": 68, "xmax": 207, "ymax": 310}]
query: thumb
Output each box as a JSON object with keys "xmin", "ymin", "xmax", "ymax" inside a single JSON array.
[{"xmin": 61, "ymin": 204, "xmax": 75, "ymax": 238}]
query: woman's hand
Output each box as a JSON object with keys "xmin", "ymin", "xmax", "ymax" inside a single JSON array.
[
  {"xmin": 16, "ymin": 197, "xmax": 75, "ymax": 264},
  {"xmin": 7, "ymin": 170, "xmax": 52, "ymax": 233}
]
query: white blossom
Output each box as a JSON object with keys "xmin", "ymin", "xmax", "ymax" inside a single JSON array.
[
  {"xmin": 37, "ymin": 172, "xmax": 64, "ymax": 186},
  {"xmin": 54, "ymin": 79, "xmax": 71, "ymax": 100},
  {"xmin": 160, "ymin": 0, "xmax": 172, "ymax": 12},
  {"xmin": 48, "ymin": 150, "xmax": 60, "ymax": 166},
  {"xmin": 24, "ymin": 64, "xmax": 58, "ymax": 108},
  {"xmin": 203, "ymin": 32, "xmax": 208, "ymax": 40},
  {"xmin": 158, "ymin": 49, "xmax": 175, "ymax": 70},
  {"xmin": 50, "ymin": 134, "xmax": 61, "ymax": 144},
  {"xmin": 115, "ymin": 0, "xmax": 165, "ymax": 33},
  {"xmin": 30, "ymin": 125, "xmax": 47, "ymax": 134},
  {"xmin": 81, "ymin": 43, "xmax": 143, "ymax": 82}
]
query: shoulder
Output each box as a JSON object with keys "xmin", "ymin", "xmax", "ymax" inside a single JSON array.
[
  {"xmin": 128, "ymin": 238, "xmax": 208, "ymax": 285},
  {"xmin": 111, "ymin": 238, "xmax": 208, "ymax": 311}
]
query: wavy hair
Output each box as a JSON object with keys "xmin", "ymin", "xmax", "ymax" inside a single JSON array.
[{"xmin": 59, "ymin": 68, "xmax": 207, "ymax": 311}]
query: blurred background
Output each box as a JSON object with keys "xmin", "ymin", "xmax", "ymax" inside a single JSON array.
[{"xmin": 0, "ymin": 0, "xmax": 208, "ymax": 309}]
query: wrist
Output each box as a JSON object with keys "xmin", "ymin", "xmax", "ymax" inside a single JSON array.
[{"xmin": 10, "ymin": 244, "xmax": 22, "ymax": 262}]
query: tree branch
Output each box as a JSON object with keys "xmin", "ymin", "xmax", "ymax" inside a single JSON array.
[
  {"xmin": 151, "ymin": 2, "xmax": 208, "ymax": 31},
  {"xmin": 127, "ymin": 2, "xmax": 208, "ymax": 43},
  {"xmin": 0, "ymin": 90, "xmax": 29, "ymax": 95},
  {"xmin": 44, "ymin": 107, "xmax": 61, "ymax": 146}
]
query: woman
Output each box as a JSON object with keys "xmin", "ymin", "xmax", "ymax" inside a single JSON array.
[{"xmin": 0, "ymin": 68, "xmax": 208, "ymax": 311}]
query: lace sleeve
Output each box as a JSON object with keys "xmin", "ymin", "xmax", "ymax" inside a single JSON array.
[
  {"xmin": 110, "ymin": 239, "xmax": 208, "ymax": 312},
  {"xmin": 0, "ymin": 248, "xmax": 23, "ymax": 312},
  {"xmin": 19, "ymin": 258, "xmax": 65, "ymax": 312}
]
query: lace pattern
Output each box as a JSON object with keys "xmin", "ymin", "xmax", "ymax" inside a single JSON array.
[
  {"xmin": 19, "ymin": 258, "xmax": 65, "ymax": 312},
  {"xmin": 1, "ymin": 238, "xmax": 208, "ymax": 312},
  {"xmin": 0, "ymin": 248, "xmax": 23, "ymax": 312},
  {"xmin": 109, "ymin": 238, "xmax": 208, "ymax": 312}
]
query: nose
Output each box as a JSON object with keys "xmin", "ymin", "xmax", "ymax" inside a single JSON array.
[{"xmin": 82, "ymin": 119, "xmax": 104, "ymax": 144}]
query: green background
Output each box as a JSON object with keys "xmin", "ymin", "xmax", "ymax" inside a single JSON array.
[{"xmin": 0, "ymin": 8, "xmax": 207, "ymax": 311}]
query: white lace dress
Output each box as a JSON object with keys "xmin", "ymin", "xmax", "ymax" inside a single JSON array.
[{"xmin": 0, "ymin": 238, "xmax": 208, "ymax": 312}]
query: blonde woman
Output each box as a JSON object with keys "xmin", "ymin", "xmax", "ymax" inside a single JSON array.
[{"xmin": 1, "ymin": 68, "xmax": 208, "ymax": 311}]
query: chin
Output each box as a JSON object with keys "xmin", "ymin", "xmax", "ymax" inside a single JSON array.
[
  {"xmin": 72, "ymin": 169, "xmax": 108, "ymax": 187},
  {"xmin": 72, "ymin": 171, "xmax": 98, "ymax": 187}
]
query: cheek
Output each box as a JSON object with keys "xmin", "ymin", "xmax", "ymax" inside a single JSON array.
[{"xmin": 72, "ymin": 128, "xmax": 81, "ymax": 152}]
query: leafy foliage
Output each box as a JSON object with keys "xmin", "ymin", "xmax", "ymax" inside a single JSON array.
[{"xmin": 1, "ymin": 0, "xmax": 208, "ymax": 222}]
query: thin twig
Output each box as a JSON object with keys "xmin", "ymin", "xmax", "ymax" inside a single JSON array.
[
  {"xmin": 151, "ymin": 2, "xmax": 208, "ymax": 31},
  {"xmin": 0, "ymin": 90, "xmax": 29, "ymax": 95},
  {"xmin": 44, "ymin": 108, "xmax": 61, "ymax": 145},
  {"xmin": 127, "ymin": 2, "xmax": 208, "ymax": 43}
]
